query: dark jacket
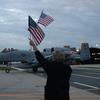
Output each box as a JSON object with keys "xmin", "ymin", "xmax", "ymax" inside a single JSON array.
[{"xmin": 35, "ymin": 50, "xmax": 72, "ymax": 100}]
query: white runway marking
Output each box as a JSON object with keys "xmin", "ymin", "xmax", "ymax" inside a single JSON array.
[
  {"xmin": 74, "ymin": 82, "xmax": 99, "ymax": 89},
  {"xmin": 73, "ymin": 74, "xmax": 100, "ymax": 80},
  {"xmin": 73, "ymin": 67, "xmax": 100, "ymax": 71}
]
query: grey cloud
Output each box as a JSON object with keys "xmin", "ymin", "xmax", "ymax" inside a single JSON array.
[{"xmin": 0, "ymin": 0, "xmax": 100, "ymax": 50}]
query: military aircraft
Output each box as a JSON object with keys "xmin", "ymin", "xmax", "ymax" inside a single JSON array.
[
  {"xmin": 0, "ymin": 46, "xmax": 81, "ymax": 73},
  {"xmin": 0, "ymin": 50, "xmax": 37, "ymax": 72},
  {"xmin": 43, "ymin": 47, "xmax": 81, "ymax": 64},
  {"xmin": 0, "ymin": 49, "xmax": 53, "ymax": 73}
]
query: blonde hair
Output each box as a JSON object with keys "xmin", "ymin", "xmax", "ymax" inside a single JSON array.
[{"xmin": 52, "ymin": 50, "xmax": 65, "ymax": 62}]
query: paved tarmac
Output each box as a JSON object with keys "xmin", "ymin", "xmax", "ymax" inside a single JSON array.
[
  {"xmin": 0, "ymin": 67, "xmax": 100, "ymax": 100},
  {"xmin": 71, "ymin": 65, "xmax": 100, "ymax": 95}
]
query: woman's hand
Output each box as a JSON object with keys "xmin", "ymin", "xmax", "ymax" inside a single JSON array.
[{"xmin": 29, "ymin": 39, "xmax": 38, "ymax": 50}]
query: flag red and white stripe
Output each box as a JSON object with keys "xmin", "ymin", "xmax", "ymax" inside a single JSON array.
[
  {"xmin": 28, "ymin": 16, "xmax": 45, "ymax": 45},
  {"xmin": 38, "ymin": 11, "xmax": 54, "ymax": 27}
]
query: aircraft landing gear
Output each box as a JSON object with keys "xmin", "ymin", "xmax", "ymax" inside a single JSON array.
[
  {"xmin": 5, "ymin": 68, "xmax": 11, "ymax": 73},
  {"xmin": 32, "ymin": 67, "xmax": 38, "ymax": 72}
]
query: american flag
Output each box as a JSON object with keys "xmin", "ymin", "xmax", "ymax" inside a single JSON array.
[
  {"xmin": 28, "ymin": 16, "xmax": 45, "ymax": 45},
  {"xmin": 37, "ymin": 11, "xmax": 54, "ymax": 27}
]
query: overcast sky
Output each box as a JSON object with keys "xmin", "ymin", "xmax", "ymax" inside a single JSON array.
[{"xmin": 0, "ymin": 0, "xmax": 100, "ymax": 51}]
